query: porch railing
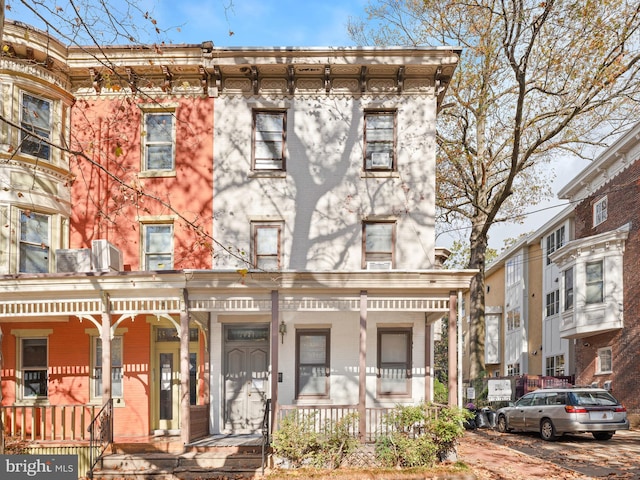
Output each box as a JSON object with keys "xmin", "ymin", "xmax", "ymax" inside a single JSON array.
[
  {"xmin": 1, "ymin": 403, "xmax": 99, "ymax": 442},
  {"xmin": 277, "ymin": 404, "xmax": 442, "ymax": 443},
  {"xmin": 87, "ymin": 399, "xmax": 113, "ymax": 480},
  {"xmin": 261, "ymin": 398, "xmax": 271, "ymax": 475}
]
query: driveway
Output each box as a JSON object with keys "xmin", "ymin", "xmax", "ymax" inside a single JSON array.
[{"xmin": 459, "ymin": 428, "xmax": 640, "ymax": 479}]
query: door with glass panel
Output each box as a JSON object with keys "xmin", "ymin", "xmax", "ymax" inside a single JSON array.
[{"xmin": 223, "ymin": 325, "xmax": 269, "ymax": 433}]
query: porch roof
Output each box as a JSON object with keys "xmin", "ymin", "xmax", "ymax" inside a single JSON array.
[{"xmin": 0, "ymin": 269, "xmax": 476, "ymax": 319}]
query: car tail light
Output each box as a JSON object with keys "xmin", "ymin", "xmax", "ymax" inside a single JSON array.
[
  {"xmin": 615, "ymin": 406, "xmax": 627, "ymax": 413},
  {"xmin": 565, "ymin": 405, "xmax": 587, "ymax": 414}
]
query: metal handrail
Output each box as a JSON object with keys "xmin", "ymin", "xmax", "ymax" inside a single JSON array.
[
  {"xmin": 261, "ymin": 399, "xmax": 271, "ymax": 475},
  {"xmin": 87, "ymin": 399, "xmax": 113, "ymax": 479}
]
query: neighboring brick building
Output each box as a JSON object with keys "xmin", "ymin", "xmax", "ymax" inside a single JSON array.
[{"xmin": 554, "ymin": 122, "xmax": 640, "ymax": 424}]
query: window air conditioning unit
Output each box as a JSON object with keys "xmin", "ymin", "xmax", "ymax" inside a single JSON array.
[
  {"xmin": 55, "ymin": 248, "xmax": 94, "ymax": 273},
  {"xmin": 367, "ymin": 261, "xmax": 392, "ymax": 270},
  {"xmin": 92, "ymin": 239, "xmax": 123, "ymax": 272},
  {"xmin": 370, "ymin": 152, "xmax": 391, "ymax": 169}
]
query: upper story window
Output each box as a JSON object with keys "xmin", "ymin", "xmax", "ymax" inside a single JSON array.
[
  {"xmin": 364, "ymin": 111, "xmax": 396, "ymax": 171},
  {"xmin": 363, "ymin": 221, "xmax": 395, "ymax": 269},
  {"xmin": 20, "ymin": 92, "xmax": 52, "ymax": 161},
  {"xmin": 545, "ymin": 290, "xmax": 560, "ymax": 317},
  {"xmin": 585, "ymin": 260, "xmax": 604, "ymax": 304},
  {"xmin": 564, "ymin": 266, "xmax": 574, "ymax": 310},
  {"xmin": 143, "ymin": 111, "xmax": 175, "ymax": 171},
  {"xmin": 19, "ymin": 210, "xmax": 50, "ymax": 273},
  {"xmin": 593, "ymin": 196, "xmax": 608, "ymax": 227},
  {"xmin": 252, "ymin": 221, "xmax": 282, "ymax": 270},
  {"xmin": 142, "ymin": 223, "xmax": 173, "ymax": 270},
  {"xmin": 253, "ymin": 111, "xmax": 286, "ymax": 171},
  {"xmin": 506, "ymin": 307, "xmax": 521, "ymax": 331},
  {"xmin": 377, "ymin": 328, "xmax": 412, "ymax": 397},
  {"xmin": 296, "ymin": 329, "xmax": 330, "ymax": 399},
  {"xmin": 596, "ymin": 346, "xmax": 612, "ymax": 374},
  {"xmin": 506, "ymin": 255, "xmax": 522, "ymax": 285},
  {"xmin": 546, "ymin": 226, "xmax": 565, "ymax": 265},
  {"xmin": 93, "ymin": 336, "xmax": 123, "ymax": 399},
  {"xmin": 21, "ymin": 337, "xmax": 48, "ymax": 399}
]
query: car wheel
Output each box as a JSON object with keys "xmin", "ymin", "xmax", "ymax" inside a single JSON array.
[
  {"xmin": 496, "ymin": 414, "xmax": 509, "ymax": 433},
  {"xmin": 592, "ymin": 432, "xmax": 613, "ymax": 441},
  {"xmin": 540, "ymin": 418, "xmax": 557, "ymax": 441}
]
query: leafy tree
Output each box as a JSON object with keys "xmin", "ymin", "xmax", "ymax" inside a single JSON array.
[{"xmin": 349, "ymin": 0, "xmax": 640, "ymax": 378}]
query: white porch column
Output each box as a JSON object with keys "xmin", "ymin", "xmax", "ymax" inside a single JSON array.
[
  {"xmin": 358, "ymin": 290, "xmax": 367, "ymax": 442},
  {"xmin": 447, "ymin": 290, "xmax": 458, "ymax": 407},
  {"xmin": 180, "ymin": 289, "xmax": 191, "ymax": 447},
  {"xmin": 100, "ymin": 293, "xmax": 112, "ymax": 404},
  {"xmin": 424, "ymin": 320, "xmax": 433, "ymax": 403}
]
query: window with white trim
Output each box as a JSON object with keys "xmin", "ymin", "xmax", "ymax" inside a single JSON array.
[
  {"xmin": 252, "ymin": 221, "xmax": 283, "ymax": 270},
  {"xmin": 142, "ymin": 223, "xmax": 174, "ymax": 270},
  {"xmin": 545, "ymin": 290, "xmax": 560, "ymax": 317},
  {"xmin": 546, "ymin": 226, "xmax": 565, "ymax": 265},
  {"xmin": 377, "ymin": 328, "xmax": 412, "ymax": 397},
  {"xmin": 93, "ymin": 336, "xmax": 123, "ymax": 399},
  {"xmin": 295, "ymin": 330, "xmax": 330, "ymax": 398},
  {"xmin": 545, "ymin": 354, "xmax": 565, "ymax": 376},
  {"xmin": 585, "ymin": 260, "xmax": 604, "ymax": 304},
  {"xmin": 506, "ymin": 307, "xmax": 521, "ymax": 331},
  {"xmin": 253, "ymin": 111, "xmax": 286, "ymax": 171},
  {"xmin": 507, "ymin": 363, "xmax": 520, "ymax": 376},
  {"xmin": 20, "ymin": 92, "xmax": 52, "ymax": 161},
  {"xmin": 564, "ymin": 267, "xmax": 574, "ymax": 310},
  {"xmin": 143, "ymin": 111, "xmax": 175, "ymax": 171},
  {"xmin": 363, "ymin": 221, "xmax": 395, "ymax": 269},
  {"xmin": 593, "ymin": 196, "xmax": 608, "ymax": 227},
  {"xmin": 19, "ymin": 210, "xmax": 50, "ymax": 273},
  {"xmin": 596, "ymin": 346, "xmax": 612, "ymax": 374},
  {"xmin": 364, "ymin": 111, "xmax": 396, "ymax": 171},
  {"xmin": 506, "ymin": 255, "xmax": 522, "ymax": 285},
  {"xmin": 21, "ymin": 338, "xmax": 48, "ymax": 399}
]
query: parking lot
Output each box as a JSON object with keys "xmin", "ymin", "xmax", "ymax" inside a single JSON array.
[{"xmin": 461, "ymin": 427, "xmax": 640, "ymax": 479}]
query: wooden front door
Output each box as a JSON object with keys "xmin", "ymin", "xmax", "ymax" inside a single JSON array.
[{"xmin": 223, "ymin": 325, "xmax": 269, "ymax": 433}]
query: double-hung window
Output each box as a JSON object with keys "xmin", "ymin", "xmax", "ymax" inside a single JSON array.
[
  {"xmin": 21, "ymin": 338, "xmax": 48, "ymax": 399},
  {"xmin": 545, "ymin": 290, "xmax": 560, "ymax": 317},
  {"xmin": 253, "ymin": 111, "xmax": 286, "ymax": 171},
  {"xmin": 506, "ymin": 307, "xmax": 521, "ymax": 331},
  {"xmin": 20, "ymin": 92, "xmax": 52, "ymax": 161},
  {"xmin": 93, "ymin": 336, "xmax": 123, "ymax": 398},
  {"xmin": 377, "ymin": 329, "xmax": 411, "ymax": 397},
  {"xmin": 593, "ymin": 196, "xmax": 608, "ymax": 227},
  {"xmin": 564, "ymin": 267, "xmax": 574, "ymax": 310},
  {"xmin": 363, "ymin": 221, "xmax": 394, "ymax": 269},
  {"xmin": 143, "ymin": 111, "xmax": 175, "ymax": 171},
  {"xmin": 585, "ymin": 260, "xmax": 604, "ymax": 304},
  {"xmin": 545, "ymin": 354, "xmax": 565, "ymax": 376},
  {"xmin": 19, "ymin": 210, "xmax": 50, "ymax": 273},
  {"xmin": 296, "ymin": 330, "xmax": 330, "ymax": 398},
  {"xmin": 142, "ymin": 223, "xmax": 173, "ymax": 270},
  {"xmin": 364, "ymin": 111, "xmax": 396, "ymax": 170},
  {"xmin": 596, "ymin": 347, "xmax": 612, "ymax": 374},
  {"xmin": 546, "ymin": 226, "xmax": 565, "ymax": 265},
  {"xmin": 252, "ymin": 221, "xmax": 282, "ymax": 270}
]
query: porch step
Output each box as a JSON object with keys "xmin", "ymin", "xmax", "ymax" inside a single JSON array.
[{"xmin": 92, "ymin": 450, "xmax": 266, "ymax": 480}]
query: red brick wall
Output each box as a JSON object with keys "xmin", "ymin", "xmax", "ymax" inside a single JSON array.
[{"xmin": 573, "ymin": 159, "xmax": 640, "ymax": 416}]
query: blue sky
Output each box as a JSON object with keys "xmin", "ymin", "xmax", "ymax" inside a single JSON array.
[{"xmin": 6, "ymin": 0, "xmax": 367, "ymax": 47}]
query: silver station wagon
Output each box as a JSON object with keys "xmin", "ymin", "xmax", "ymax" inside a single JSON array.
[{"xmin": 496, "ymin": 387, "xmax": 629, "ymax": 441}]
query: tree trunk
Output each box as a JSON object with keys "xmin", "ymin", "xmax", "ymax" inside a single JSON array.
[{"xmin": 468, "ymin": 223, "xmax": 489, "ymax": 380}]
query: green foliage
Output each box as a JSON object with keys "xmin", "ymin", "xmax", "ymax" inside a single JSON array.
[
  {"xmin": 271, "ymin": 411, "xmax": 321, "ymax": 467},
  {"xmin": 375, "ymin": 404, "xmax": 469, "ymax": 468},
  {"xmin": 434, "ymin": 378, "xmax": 448, "ymax": 404},
  {"xmin": 271, "ymin": 411, "xmax": 359, "ymax": 469}
]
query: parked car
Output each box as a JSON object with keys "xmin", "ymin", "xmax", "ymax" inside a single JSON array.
[{"xmin": 496, "ymin": 387, "xmax": 629, "ymax": 441}]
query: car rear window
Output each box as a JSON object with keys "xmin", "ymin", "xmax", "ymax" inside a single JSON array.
[{"xmin": 569, "ymin": 391, "xmax": 618, "ymax": 406}]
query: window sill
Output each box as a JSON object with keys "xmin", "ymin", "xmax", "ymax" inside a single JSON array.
[
  {"xmin": 361, "ymin": 171, "xmax": 399, "ymax": 179},
  {"xmin": 14, "ymin": 399, "xmax": 50, "ymax": 406},
  {"xmin": 139, "ymin": 170, "xmax": 176, "ymax": 178},
  {"xmin": 249, "ymin": 171, "xmax": 286, "ymax": 179}
]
